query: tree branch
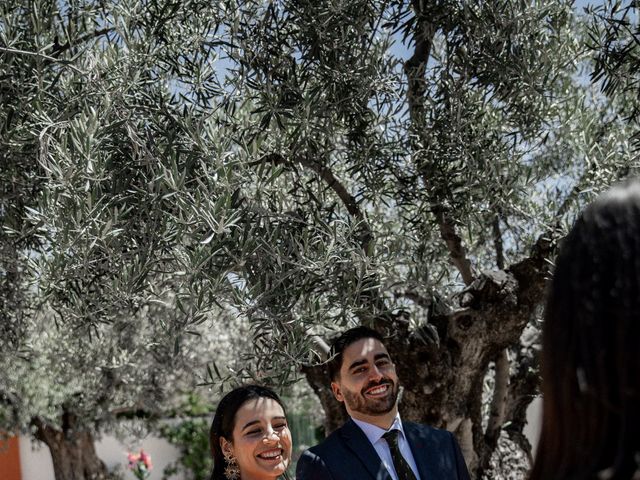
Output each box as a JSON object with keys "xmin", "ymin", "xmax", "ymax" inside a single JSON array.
[
  {"xmin": 32, "ymin": 417, "xmax": 58, "ymax": 444},
  {"xmin": 403, "ymin": 2, "xmax": 436, "ymax": 128},
  {"xmin": 311, "ymin": 335, "xmax": 331, "ymax": 360},
  {"xmin": 484, "ymin": 349, "xmax": 509, "ymax": 450},
  {"xmin": 403, "ymin": 7, "xmax": 474, "ymax": 286},
  {"xmin": 455, "ymin": 418, "xmax": 477, "ymax": 472},
  {"xmin": 253, "ymin": 153, "xmax": 374, "ymax": 254},
  {"xmin": 508, "ymin": 231, "xmax": 556, "ymax": 308},
  {"xmin": 492, "ymin": 214, "xmax": 505, "ymax": 270},
  {"xmin": 394, "ymin": 289, "xmax": 433, "ymax": 309},
  {"xmin": 433, "ymin": 207, "xmax": 474, "ymax": 285},
  {"xmin": 504, "ymin": 346, "xmax": 538, "ymax": 466},
  {"xmin": 110, "ymin": 407, "xmax": 160, "ymax": 421},
  {"xmin": 250, "ymin": 153, "xmax": 390, "ymax": 322},
  {"xmin": 50, "ymin": 28, "xmax": 114, "ymax": 57},
  {"xmin": 0, "ymin": 46, "xmax": 86, "ymax": 74}
]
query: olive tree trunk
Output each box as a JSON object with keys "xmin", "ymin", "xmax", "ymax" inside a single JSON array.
[{"xmin": 33, "ymin": 414, "xmax": 109, "ymax": 480}]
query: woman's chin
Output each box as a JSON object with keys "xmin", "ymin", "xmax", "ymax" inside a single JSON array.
[
  {"xmin": 249, "ymin": 460, "xmax": 288, "ymax": 477},
  {"xmin": 265, "ymin": 461, "xmax": 288, "ymax": 476}
]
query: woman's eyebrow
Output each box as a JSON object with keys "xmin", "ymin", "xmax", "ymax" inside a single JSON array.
[
  {"xmin": 242, "ymin": 415, "xmax": 287, "ymax": 430},
  {"xmin": 241, "ymin": 419, "xmax": 260, "ymax": 430}
]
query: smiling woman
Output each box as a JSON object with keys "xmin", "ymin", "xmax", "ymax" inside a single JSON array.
[{"xmin": 209, "ymin": 385, "xmax": 293, "ymax": 480}]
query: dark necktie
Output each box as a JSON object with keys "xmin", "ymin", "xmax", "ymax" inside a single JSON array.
[{"xmin": 382, "ymin": 429, "xmax": 418, "ymax": 480}]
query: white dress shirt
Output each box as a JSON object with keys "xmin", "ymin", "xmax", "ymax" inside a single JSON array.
[{"xmin": 351, "ymin": 413, "xmax": 422, "ymax": 480}]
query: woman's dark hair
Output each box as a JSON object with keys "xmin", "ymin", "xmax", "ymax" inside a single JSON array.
[
  {"xmin": 209, "ymin": 385, "xmax": 289, "ymax": 480},
  {"xmin": 530, "ymin": 179, "xmax": 640, "ymax": 480}
]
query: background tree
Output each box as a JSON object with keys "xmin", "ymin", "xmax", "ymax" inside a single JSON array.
[
  {"xmin": 1, "ymin": 1, "xmax": 638, "ymax": 479},
  {"xmin": 0, "ymin": 4, "xmax": 252, "ymax": 478},
  {"xmin": 589, "ymin": 0, "xmax": 640, "ymax": 144}
]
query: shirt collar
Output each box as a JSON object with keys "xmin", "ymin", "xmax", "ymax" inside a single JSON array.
[{"xmin": 351, "ymin": 412, "xmax": 405, "ymax": 445}]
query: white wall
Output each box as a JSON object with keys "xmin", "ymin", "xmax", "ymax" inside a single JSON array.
[
  {"xmin": 19, "ymin": 434, "xmax": 182, "ymax": 480},
  {"xmin": 524, "ymin": 396, "xmax": 542, "ymax": 458},
  {"xmin": 19, "ymin": 436, "xmax": 54, "ymax": 480}
]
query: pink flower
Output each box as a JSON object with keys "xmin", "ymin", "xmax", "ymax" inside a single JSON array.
[
  {"xmin": 140, "ymin": 450, "xmax": 152, "ymax": 469},
  {"xmin": 126, "ymin": 450, "xmax": 152, "ymax": 479}
]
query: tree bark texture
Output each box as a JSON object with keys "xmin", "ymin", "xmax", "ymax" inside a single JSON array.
[{"xmin": 33, "ymin": 415, "xmax": 109, "ymax": 480}]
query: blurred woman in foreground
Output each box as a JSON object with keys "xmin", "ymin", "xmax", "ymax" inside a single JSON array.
[{"xmin": 530, "ymin": 179, "xmax": 640, "ymax": 480}]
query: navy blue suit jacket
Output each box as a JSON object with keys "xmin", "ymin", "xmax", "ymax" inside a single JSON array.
[{"xmin": 295, "ymin": 419, "xmax": 471, "ymax": 480}]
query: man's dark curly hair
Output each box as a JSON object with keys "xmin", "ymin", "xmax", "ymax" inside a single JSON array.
[{"xmin": 326, "ymin": 326, "xmax": 385, "ymax": 381}]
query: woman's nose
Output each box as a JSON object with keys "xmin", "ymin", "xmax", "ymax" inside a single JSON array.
[{"xmin": 263, "ymin": 427, "xmax": 279, "ymax": 442}]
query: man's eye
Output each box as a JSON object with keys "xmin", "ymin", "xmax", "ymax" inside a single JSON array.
[
  {"xmin": 247, "ymin": 429, "xmax": 261, "ymax": 435},
  {"xmin": 353, "ymin": 367, "xmax": 366, "ymax": 374},
  {"xmin": 274, "ymin": 423, "xmax": 287, "ymax": 430}
]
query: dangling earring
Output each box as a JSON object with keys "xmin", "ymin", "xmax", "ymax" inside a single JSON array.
[{"xmin": 223, "ymin": 450, "xmax": 240, "ymax": 480}]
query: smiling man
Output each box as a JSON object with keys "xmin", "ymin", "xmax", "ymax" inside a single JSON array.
[{"xmin": 296, "ymin": 326, "xmax": 471, "ymax": 480}]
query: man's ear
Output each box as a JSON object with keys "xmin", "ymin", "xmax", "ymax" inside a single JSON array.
[{"xmin": 331, "ymin": 381, "xmax": 344, "ymax": 402}]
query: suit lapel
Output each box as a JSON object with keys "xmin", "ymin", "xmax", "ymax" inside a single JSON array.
[
  {"xmin": 406, "ymin": 421, "xmax": 467, "ymax": 480},
  {"xmin": 339, "ymin": 419, "xmax": 392, "ymax": 480},
  {"xmin": 404, "ymin": 421, "xmax": 436, "ymax": 480}
]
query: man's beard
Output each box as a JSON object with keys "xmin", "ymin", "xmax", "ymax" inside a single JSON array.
[{"xmin": 342, "ymin": 378, "xmax": 399, "ymax": 416}]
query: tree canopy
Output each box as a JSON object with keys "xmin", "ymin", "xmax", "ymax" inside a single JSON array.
[{"xmin": 1, "ymin": 1, "xmax": 639, "ymax": 479}]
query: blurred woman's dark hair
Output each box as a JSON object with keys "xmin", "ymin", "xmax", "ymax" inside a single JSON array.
[
  {"xmin": 209, "ymin": 384, "xmax": 289, "ymax": 480},
  {"xmin": 530, "ymin": 179, "xmax": 640, "ymax": 480}
]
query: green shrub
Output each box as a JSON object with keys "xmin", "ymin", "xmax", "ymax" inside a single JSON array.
[{"xmin": 159, "ymin": 395, "xmax": 213, "ymax": 480}]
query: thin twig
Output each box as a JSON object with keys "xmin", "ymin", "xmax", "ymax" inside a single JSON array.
[
  {"xmin": 0, "ymin": 46, "xmax": 86, "ymax": 75},
  {"xmin": 50, "ymin": 28, "xmax": 114, "ymax": 56},
  {"xmin": 311, "ymin": 335, "xmax": 331, "ymax": 359},
  {"xmin": 492, "ymin": 213, "xmax": 505, "ymax": 270}
]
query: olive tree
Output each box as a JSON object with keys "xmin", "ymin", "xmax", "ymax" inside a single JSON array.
[
  {"xmin": 589, "ymin": 0, "xmax": 640, "ymax": 142},
  {"xmin": 1, "ymin": 1, "xmax": 638, "ymax": 479},
  {"xmin": 0, "ymin": 1, "xmax": 250, "ymax": 477}
]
